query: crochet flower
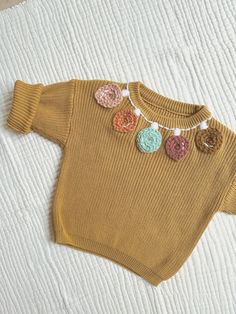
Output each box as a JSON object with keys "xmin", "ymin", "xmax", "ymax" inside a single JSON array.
[
  {"xmin": 113, "ymin": 108, "xmax": 138, "ymax": 132},
  {"xmin": 195, "ymin": 127, "xmax": 223, "ymax": 153},
  {"xmin": 165, "ymin": 135, "xmax": 190, "ymax": 161},
  {"xmin": 95, "ymin": 83, "xmax": 123, "ymax": 108},
  {"xmin": 136, "ymin": 127, "xmax": 162, "ymax": 153}
]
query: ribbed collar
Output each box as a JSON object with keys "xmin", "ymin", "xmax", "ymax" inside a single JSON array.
[{"xmin": 127, "ymin": 81, "xmax": 212, "ymax": 129}]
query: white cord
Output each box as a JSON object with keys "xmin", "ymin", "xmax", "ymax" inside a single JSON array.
[{"xmin": 125, "ymin": 83, "xmax": 212, "ymax": 132}]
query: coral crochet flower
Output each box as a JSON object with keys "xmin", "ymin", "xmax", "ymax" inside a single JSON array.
[
  {"xmin": 165, "ymin": 135, "xmax": 190, "ymax": 161},
  {"xmin": 136, "ymin": 127, "xmax": 162, "ymax": 153},
  {"xmin": 195, "ymin": 127, "xmax": 223, "ymax": 153},
  {"xmin": 95, "ymin": 83, "xmax": 123, "ymax": 108},
  {"xmin": 113, "ymin": 108, "xmax": 138, "ymax": 132}
]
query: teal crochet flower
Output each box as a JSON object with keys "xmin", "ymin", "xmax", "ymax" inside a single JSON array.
[{"xmin": 136, "ymin": 127, "xmax": 162, "ymax": 153}]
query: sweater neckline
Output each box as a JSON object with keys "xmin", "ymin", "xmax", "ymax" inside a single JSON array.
[{"xmin": 127, "ymin": 81, "xmax": 212, "ymax": 129}]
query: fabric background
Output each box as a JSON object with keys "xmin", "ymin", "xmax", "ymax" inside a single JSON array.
[{"xmin": 0, "ymin": 0, "xmax": 235, "ymax": 313}]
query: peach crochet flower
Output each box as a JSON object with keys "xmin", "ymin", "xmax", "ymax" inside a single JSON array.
[
  {"xmin": 113, "ymin": 108, "xmax": 138, "ymax": 132},
  {"xmin": 95, "ymin": 83, "xmax": 123, "ymax": 108}
]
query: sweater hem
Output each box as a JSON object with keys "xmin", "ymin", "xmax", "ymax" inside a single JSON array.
[{"xmin": 55, "ymin": 233, "xmax": 163, "ymax": 286}]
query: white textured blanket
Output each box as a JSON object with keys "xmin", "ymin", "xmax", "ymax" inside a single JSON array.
[{"xmin": 0, "ymin": 0, "xmax": 235, "ymax": 313}]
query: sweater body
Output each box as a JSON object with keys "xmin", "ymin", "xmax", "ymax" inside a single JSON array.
[{"xmin": 6, "ymin": 79, "xmax": 236, "ymax": 285}]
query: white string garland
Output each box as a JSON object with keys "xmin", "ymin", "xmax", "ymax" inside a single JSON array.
[
  {"xmin": 122, "ymin": 83, "xmax": 213, "ymax": 133},
  {"xmin": 95, "ymin": 81, "xmax": 222, "ymax": 159}
]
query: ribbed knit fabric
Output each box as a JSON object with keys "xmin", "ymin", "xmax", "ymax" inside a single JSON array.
[{"xmin": 6, "ymin": 79, "xmax": 236, "ymax": 286}]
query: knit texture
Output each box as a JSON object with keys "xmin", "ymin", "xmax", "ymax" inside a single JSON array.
[{"xmin": 6, "ymin": 79, "xmax": 236, "ymax": 286}]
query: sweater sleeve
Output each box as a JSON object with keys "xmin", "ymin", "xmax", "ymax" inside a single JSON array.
[
  {"xmin": 220, "ymin": 171, "xmax": 236, "ymax": 215},
  {"xmin": 6, "ymin": 79, "xmax": 75, "ymax": 147}
]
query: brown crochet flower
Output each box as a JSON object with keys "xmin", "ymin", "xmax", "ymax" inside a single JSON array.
[
  {"xmin": 95, "ymin": 83, "xmax": 123, "ymax": 108},
  {"xmin": 165, "ymin": 135, "xmax": 190, "ymax": 161},
  {"xmin": 113, "ymin": 108, "xmax": 138, "ymax": 132},
  {"xmin": 195, "ymin": 127, "xmax": 223, "ymax": 153}
]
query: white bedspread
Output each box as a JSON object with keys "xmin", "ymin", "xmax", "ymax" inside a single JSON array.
[{"xmin": 0, "ymin": 0, "xmax": 235, "ymax": 313}]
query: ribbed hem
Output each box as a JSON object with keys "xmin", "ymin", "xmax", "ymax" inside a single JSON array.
[
  {"xmin": 6, "ymin": 80, "xmax": 44, "ymax": 133},
  {"xmin": 128, "ymin": 81, "xmax": 212, "ymax": 129},
  {"xmin": 56, "ymin": 234, "xmax": 163, "ymax": 286}
]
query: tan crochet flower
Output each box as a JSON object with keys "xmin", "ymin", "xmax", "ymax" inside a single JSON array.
[
  {"xmin": 195, "ymin": 127, "xmax": 223, "ymax": 153},
  {"xmin": 95, "ymin": 83, "xmax": 123, "ymax": 108},
  {"xmin": 113, "ymin": 108, "xmax": 138, "ymax": 132}
]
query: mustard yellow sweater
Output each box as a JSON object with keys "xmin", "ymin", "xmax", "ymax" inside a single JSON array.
[{"xmin": 6, "ymin": 79, "xmax": 236, "ymax": 286}]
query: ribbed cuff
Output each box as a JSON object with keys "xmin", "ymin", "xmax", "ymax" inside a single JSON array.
[{"xmin": 6, "ymin": 80, "xmax": 44, "ymax": 133}]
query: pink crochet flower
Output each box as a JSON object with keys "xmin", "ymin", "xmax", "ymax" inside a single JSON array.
[
  {"xmin": 95, "ymin": 83, "xmax": 123, "ymax": 108},
  {"xmin": 165, "ymin": 135, "xmax": 190, "ymax": 161}
]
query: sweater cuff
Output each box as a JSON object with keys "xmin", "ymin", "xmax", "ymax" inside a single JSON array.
[{"xmin": 6, "ymin": 80, "xmax": 44, "ymax": 133}]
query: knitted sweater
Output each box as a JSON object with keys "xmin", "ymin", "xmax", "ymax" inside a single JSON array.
[{"xmin": 6, "ymin": 79, "xmax": 236, "ymax": 286}]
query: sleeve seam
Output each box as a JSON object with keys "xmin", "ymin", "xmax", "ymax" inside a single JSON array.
[
  {"xmin": 63, "ymin": 79, "xmax": 77, "ymax": 148},
  {"xmin": 31, "ymin": 125, "xmax": 65, "ymax": 148},
  {"xmin": 216, "ymin": 166, "xmax": 236, "ymax": 213}
]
